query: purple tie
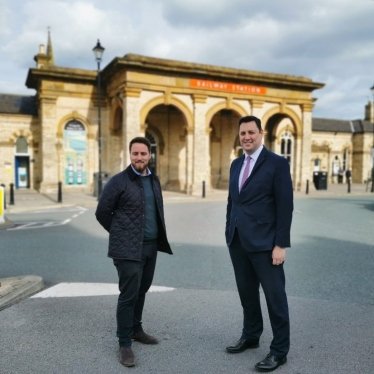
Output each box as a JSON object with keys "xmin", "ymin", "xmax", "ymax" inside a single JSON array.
[{"xmin": 240, "ymin": 156, "xmax": 251, "ymax": 191}]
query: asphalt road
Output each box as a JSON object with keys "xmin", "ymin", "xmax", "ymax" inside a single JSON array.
[{"xmin": 0, "ymin": 196, "xmax": 374, "ymax": 373}]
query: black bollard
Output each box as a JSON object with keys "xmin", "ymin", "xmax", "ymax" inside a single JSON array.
[
  {"xmin": 306, "ymin": 179, "xmax": 309, "ymax": 195},
  {"xmin": 57, "ymin": 181, "xmax": 62, "ymax": 203},
  {"xmin": 9, "ymin": 183, "xmax": 14, "ymax": 205},
  {"xmin": 202, "ymin": 180, "xmax": 206, "ymax": 198},
  {"xmin": 0, "ymin": 184, "xmax": 6, "ymax": 210},
  {"xmin": 348, "ymin": 179, "xmax": 351, "ymax": 193}
]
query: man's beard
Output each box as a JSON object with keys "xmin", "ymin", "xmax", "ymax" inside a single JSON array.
[{"xmin": 132, "ymin": 161, "xmax": 149, "ymax": 173}]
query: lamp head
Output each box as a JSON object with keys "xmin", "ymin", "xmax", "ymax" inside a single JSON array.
[{"xmin": 93, "ymin": 39, "xmax": 105, "ymax": 62}]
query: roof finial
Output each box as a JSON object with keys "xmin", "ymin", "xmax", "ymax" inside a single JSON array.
[{"xmin": 46, "ymin": 26, "xmax": 54, "ymax": 66}]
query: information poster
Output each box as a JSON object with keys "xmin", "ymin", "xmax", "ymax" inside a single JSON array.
[{"xmin": 63, "ymin": 121, "xmax": 87, "ymax": 185}]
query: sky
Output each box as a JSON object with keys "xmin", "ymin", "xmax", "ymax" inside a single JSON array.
[{"xmin": 0, "ymin": 0, "xmax": 374, "ymax": 120}]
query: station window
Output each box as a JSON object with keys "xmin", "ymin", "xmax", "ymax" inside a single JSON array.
[
  {"xmin": 280, "ymin": 131, "xmax": 293, "ymax": 165},
  {"xmin": 16, "ymin": 137, "xmax": 28, "ymax": 154}
]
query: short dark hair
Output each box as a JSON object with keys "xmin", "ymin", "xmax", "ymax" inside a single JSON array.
[
  {"xmin": 239, "ymin": 115, "xmax": 262, "ymax": 131},
  {"xmin": 129, "ymin": 137, "xmax": 151, "ymax": 153}
]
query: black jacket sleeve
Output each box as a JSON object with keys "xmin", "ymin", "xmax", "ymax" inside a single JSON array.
[{"xmin": 95, "ymin": 175, "xmax": 122, "ymax": 232}]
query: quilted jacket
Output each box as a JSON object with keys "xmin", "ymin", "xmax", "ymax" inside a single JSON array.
[{"xmin": 95, "ymin": 165, "xmax": 173, "ymax": 260}]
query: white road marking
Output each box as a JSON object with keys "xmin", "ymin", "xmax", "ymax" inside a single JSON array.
[
  {"xmin": 8, "ymin": 220, "xmax": 71, "ymax": 231},
  {"xmin": 31, "ymin": 283, "xmax": 175, "ymax": 298},
  {"xmin": 31, "ymin": 207, "xmax": 86, "ymax": 214},
  {"xmin": 7, "ymin": 207, "xmax": 85, "ymax": 231},
  {"xmin": 7, "ymin": 222, "xmax": 38, "ymax": 230}
]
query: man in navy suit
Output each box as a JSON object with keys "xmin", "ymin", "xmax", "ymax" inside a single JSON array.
[{"xmin": 225, "ymin": 115, "xmax": 293, "ymax": 372}]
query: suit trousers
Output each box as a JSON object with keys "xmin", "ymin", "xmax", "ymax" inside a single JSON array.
[
  {"xmin": 229, "ymin": 231, "xmax": 290, "ymax": 356},
  {"xmin": 113, "ymin": 242, "xmax": 158, "ymax": 347}
]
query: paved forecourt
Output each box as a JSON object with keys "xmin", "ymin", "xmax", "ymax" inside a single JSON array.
[
  {"xmin": 1, "ymin": 188, "xmax": 374, "ymax": 373},
  {"xmin": 0, "ymin": 283, "xmax": 373, "ymax": 374}
]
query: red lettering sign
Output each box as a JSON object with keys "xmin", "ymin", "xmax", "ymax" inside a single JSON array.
[{"xmin": 190, "ymin": 79, "xmax": 266, "ymax": 95}]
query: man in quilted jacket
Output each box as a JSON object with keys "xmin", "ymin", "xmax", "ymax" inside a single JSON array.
[{"xmin": 95, "ymin": 136, "xmax": 172, "ymax": 367}]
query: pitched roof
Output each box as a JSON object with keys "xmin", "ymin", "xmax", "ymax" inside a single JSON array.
[
  {"xmin": 351, "ymin": 119, "xmax": 374, "ymax": 134},
  {"xmin": 0, "ymin": 94, "xmax": 38, "ymax": 116},
  {"xmin": 312, "ymin": 118, "xmax": 353, "ymax": 133}
]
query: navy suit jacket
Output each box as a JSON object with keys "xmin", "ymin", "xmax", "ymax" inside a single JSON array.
[{"xmin": 225, "ymin": 147, "xmax": 293, "ymax": 252}]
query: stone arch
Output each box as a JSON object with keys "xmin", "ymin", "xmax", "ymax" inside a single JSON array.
[
  {"xmin": 341, "ymin": 143, "xmax": 352, "ymax": 152},
  {"xmin": 207, "ymin": 105, "xmax": 245, "ymax": 189},
  {"xmin": 9, "ymin": 130, "xmax": 34, "ymax": 146},
  {"xmin": 261, "ymin": 106, "xmax": 302, "ymax": 136},
  {"xmin": 274, "ymin": 118, "xmax": 296, "ymax": 143},
  {"xmin": 144, "ymin": 103, "xmax": 188, "ymax": 192},
  {"xmin": 140, "ymin": 95, "xmax": 193, "ymax": 131},
  {"xmin": 110, "ymin": 94, "xmax": 123, "ymax": 134},
  {"xmin": 56, "ymin": 113, "xmax": 93, "ymax": 139},
  {"xmin": 205, "ymin": 101, "xmax": 247, "ymax": 132},
  {"xmin": 110, "ymin": 105, "xmax": 123, "ymax": 133},
  {"xmin": 262, "ymin": 106, "xmax": 302, "ymax": 187}
]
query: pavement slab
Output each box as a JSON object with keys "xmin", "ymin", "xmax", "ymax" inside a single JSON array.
[{"xmin": 0, "ymin": 275, "xmax": 44, "ymax": 311}]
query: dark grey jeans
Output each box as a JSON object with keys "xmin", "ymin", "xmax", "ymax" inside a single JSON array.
[{"xmin": 113, "ymin": 242, "xmax": 158, "ymax": 347}]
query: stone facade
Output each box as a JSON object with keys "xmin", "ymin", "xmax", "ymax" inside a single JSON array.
[
  {"xmin": 311, "ymin": 111, "xmax": 374, "ymax": 184},
  {"xmin": 1, "ymin": 38, "xmax": 373, "ymax": 195}
]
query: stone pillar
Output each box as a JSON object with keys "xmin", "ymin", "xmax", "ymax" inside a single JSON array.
[
  {"xmin": 38, "ymin": 95, "xmax": 59, "ymax": 193},
  {"xmin": 121, "ymin": 88, "xmax": 142, "ymax": 169},
  {"xmin": 250, "ymin": 100, "xmax": 264, "ymax": 118},
  {"xmin": 185, "ymin": 126, "xmax": 194, "ymax": 194},
  {"xmin": 300, "ymin": 104, "xmax": 314, "ymax": 191},
  {"xmin": 191, "ymin": 94, "xmax": 211, "ymax": 196},
  {"xmin": 55, "ymin": 139, "xmax": 63, "ymax": 184},
  {"xmin": 294, "ymin": 135, "xmax": 303, "ymax": 191}
]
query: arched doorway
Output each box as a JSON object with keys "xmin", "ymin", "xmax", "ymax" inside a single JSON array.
[
  {"xmin": 15, "ymin": 136, "xmax": 30, "ymax": 188},
  {"xmin": 145, "ymin": 104, "xmax": 187, "ymax": 191},
  {"xmin": 209, "ymin": 109, "xmax": 241, "ymax": 189},
  {"xmin": 63, "ymin": 120, "xmax": 88, "ymax": 186},
  {"xmin": 264, "ymin": 114, "xmax": 297, "ymax": 181}
]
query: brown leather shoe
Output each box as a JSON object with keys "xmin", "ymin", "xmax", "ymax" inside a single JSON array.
[
  {"xmin": 119, "ymin": 347, "xmax": 135, "ymax": 367},
  {"xmin": 131, "ymin": 331, "xmax": 158, "ymax": 344}
]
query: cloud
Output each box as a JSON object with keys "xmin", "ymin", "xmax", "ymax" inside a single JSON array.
[{"xmin": 0, "ymin": 0, "xmax": 373, "ymax": 119}]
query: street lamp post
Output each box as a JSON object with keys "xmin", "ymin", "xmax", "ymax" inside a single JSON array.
[
  {"xmin": 371, "ymin": 84, "xmax": 374, "ymax": 193},
  {"xmin": 93, "ymin": 40, "xmax": 105, "ymax": 200}
]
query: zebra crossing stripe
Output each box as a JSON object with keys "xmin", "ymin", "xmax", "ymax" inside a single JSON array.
[{"xmin": 31, "ymin": 283, "xmax": 175, "ymax": 298}]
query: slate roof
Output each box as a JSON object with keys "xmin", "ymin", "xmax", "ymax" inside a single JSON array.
[
  {"xmin": 0, "ymin": 94, "xmax": 38, "ymax": 116},
  {"xmin": 312, "ymin": 118, "xmax": 352, "ymax": 133},
  {"xmin": 312, "ymin": 118, "xmax": 373, "ymax": 134},
  {"xmin": 351, "ymin": 119, "xmax": 374, "ymax": 134}
]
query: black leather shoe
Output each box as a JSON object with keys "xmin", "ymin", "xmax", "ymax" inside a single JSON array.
[
  {"xmin": 255, "ymin": 353, "xmax": 287, "ymax": 372},
  {"xmin": 226, "ymin": 338, "xmax": 259, "ymax": 353}
]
